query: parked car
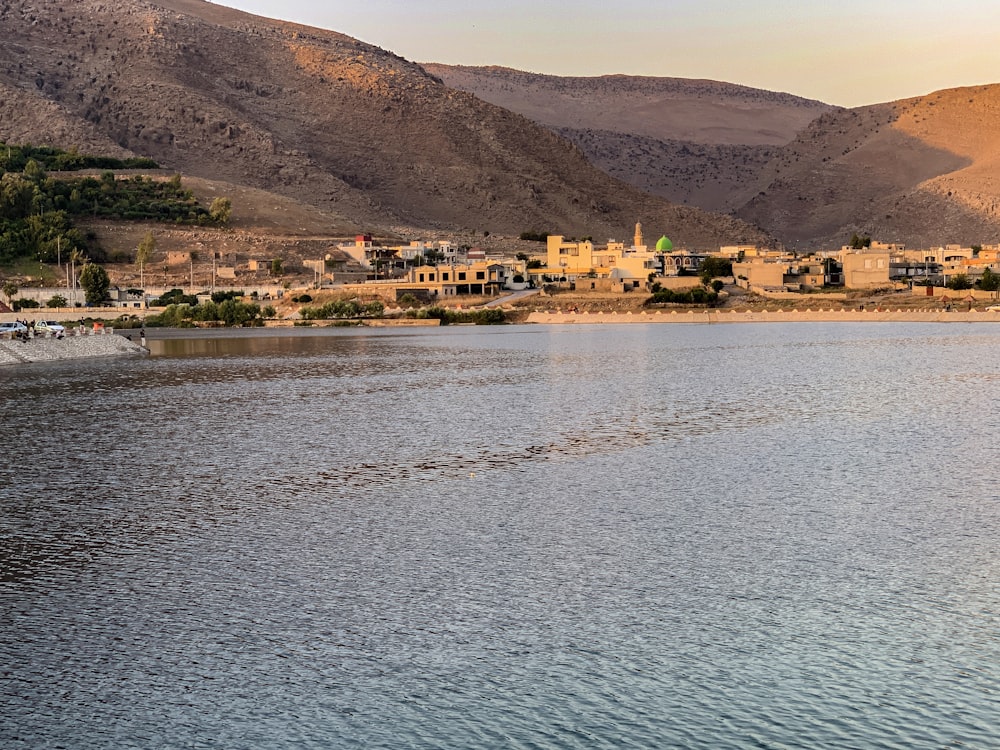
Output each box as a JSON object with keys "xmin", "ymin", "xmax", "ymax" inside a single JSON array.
[
  {"xmin": 34, "ymin": 320, "xmax": 66, "ymax": 336},
  {"xmin": 986, "ymin": 305, "xmax": 1000, "ymax": 312},
  {"xmin": 0, "ymin": 321, "xmax": 28, "ymax": 335}
]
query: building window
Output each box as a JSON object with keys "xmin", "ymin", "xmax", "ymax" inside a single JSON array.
[
  {"xmin": 442, "ymin": 272, "xmax": 449, "ymax": 281},
  {"xmin": 476, "ymin": 272, "xmax": 485, "ymax": 280},
  {"xmin": 419, "ymin": 273, "xmax": 425, "ymax": 282}
]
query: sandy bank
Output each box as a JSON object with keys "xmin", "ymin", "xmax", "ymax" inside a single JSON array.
[
  {"xmin": 0, "ymin": 333, "xmax": 147, "ymax": 366},
  {"xmin": 526, "ymin": 309, "xmax": 1000, "ymax": 325}
]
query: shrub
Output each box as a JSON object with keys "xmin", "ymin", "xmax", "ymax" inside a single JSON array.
[
  {"xmin": 154, "ymin": 288, "xmax": 198, "ymax": 306},
  {"xmin": 47, "ymin": 294, "xmax": 67, "ymax": 308},
  {"xmin": 413, "ymin": 306, "xmax": 505, "ymax": 325},
  {"xmin": 947, "ymin": 274, "xmax": 972, "ymax": 290},
  {"xmin": 13, "ymin": 298, "xmax": 39, "ymax": 310},
  {"xmin": 210, "ymin": 290, "xmax": 243, "ymax": 304},
  {"xmin": 647, "ymin": 288, "xmax": 720, "ymax": 306}
]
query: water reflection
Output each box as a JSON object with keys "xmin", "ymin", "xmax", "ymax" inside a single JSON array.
[{"xmin": 2, "ymin": 323, "xmax": 1000, "ymax": 748}]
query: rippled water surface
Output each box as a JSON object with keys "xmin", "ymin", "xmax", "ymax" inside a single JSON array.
[{"xmin": 2, "ymin": 323, "xmax": 999, "ymax": 748}]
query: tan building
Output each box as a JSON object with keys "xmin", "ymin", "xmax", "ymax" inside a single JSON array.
[
  {"xmin": 732, "ymin": 259, "xmax": 789, "ymax": 290},
  {"xmin": 840, "ymin": 247, "xmax": 891, "ymax": 288},
  {"xmin": 364, "ymin": 262, "xmax": 524, "ymax": 299},
  {"xmin": 546, "ymin": 235, "xmax": 597, "ymax": 277},
  {"xmin": 545, "ymin": 234, "xmax": 661, "ymax": 282}
]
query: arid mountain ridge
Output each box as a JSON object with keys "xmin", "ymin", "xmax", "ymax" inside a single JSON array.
[
  {"xmin": 0, "ymin": 0, "xmax": 766, "ymax": 252},
  {"xmin": 428, "ymin": 66, "xmax": 1000, "ymax": 249},
  {"xmin": 3, "ymin": 0, "xmax": 999, "ymax": 253}
]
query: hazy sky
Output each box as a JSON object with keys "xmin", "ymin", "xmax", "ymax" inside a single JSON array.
[{"xmin": 215, "ymin": 0, "xmax": 1000, "ymax": 107}]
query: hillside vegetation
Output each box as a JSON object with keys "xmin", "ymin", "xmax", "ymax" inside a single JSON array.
[{"xmin": 0, "ymin": 143, "xmax": 227, "ymax": 264}]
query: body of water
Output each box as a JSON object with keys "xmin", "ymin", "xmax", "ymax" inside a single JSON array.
[{"xmin": 2, "ymin": 323, "xmax": 999, "ymax": 748}]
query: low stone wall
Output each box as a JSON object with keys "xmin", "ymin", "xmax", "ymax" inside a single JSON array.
[
  {"xmin": 527, "ymin": 309, "xmax": 1000, "ymax": 325},
  {"xmin": 0, "ymin": 333, "xmax": 147, "ymax": 366}
]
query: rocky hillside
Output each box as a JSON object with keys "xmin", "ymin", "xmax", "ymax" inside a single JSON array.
[
  {"xmin": 425, "ymin": 66, "xmax": 1000, "ymax": 249},
  {"xmin": 423, "ymin": 65, "xmax": 833, "ymax": 212},
  {"xmin": 0, "ymin": 0, "xmax": 768, "ymax": 249},
  {"xmin": 736, "ymin": 85, "xmax": 1000, "ymax": 248}
]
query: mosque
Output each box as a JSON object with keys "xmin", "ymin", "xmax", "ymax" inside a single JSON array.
[{"xmin": 541, "ymin": 222, "xmax": 706, "ymax": 287}]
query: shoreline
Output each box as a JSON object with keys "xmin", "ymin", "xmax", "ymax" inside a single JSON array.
[
  {"xmin": 4, "ymin": 310, "xmax": 998, "ymax": 365},
  {"xmin": 524, "ymin": 309, "xmax": 1000, "ymax": 324}
]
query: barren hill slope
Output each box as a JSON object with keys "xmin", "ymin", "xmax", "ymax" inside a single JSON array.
[
  {"xmin": 421, "ymin": 65, "xmax": 830, "ymax": 146},
  {"xmin": 735, "ymin": 85, "xmax": 1000, "ymax": 248},
  {"xmin": 0, "ymin": 0, "xmax": 767, "ymax": 249},
  {"xmin": 423, "ymin": 64, "xmax": 833, "ymax": 211}
]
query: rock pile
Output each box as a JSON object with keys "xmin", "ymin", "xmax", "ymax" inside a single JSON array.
[{"xmin": 0, "ymin": 333, "xmax": 146, "ymax": 366}]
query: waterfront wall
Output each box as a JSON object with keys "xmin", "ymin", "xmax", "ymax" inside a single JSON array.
[
  {"xmin": 0, "ymin": 333, "xmax": 146, "ymax": 366},
  {"xmin": 526, "ymin": 309, "xmax": 1000, "ymax": 325}
]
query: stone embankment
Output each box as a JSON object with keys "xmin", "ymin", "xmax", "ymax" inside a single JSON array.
[
  {"xmin": 526, "ymin": 309, "xmax": 1000, "ymax": 325},
  {"xmin": 0, "ymin": 332, "xmax": 147, "ymax": 366}
]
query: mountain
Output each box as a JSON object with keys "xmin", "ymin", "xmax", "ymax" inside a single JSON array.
[
  {"xmin": 0, "ymin": 0, "xmax": 768, "ymax": 250},
  {"xmin": 425, "ymin": 66, "xmax": 1000, "ymax": 249},
  {"xmin": 735, "ymin": 85, "xmax": 1000, "ymax": 248},
  {"xmin": 422, "ymin": 64, "xmax": 834, "ymax": 212}
]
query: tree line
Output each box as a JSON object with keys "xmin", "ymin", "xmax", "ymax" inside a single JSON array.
[{"xmin": 0, "ymin": 143, "xmax": 229, "ymax": 265}]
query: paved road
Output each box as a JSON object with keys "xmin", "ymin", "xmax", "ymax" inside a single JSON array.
[{"xmin": 478, "ymin": 288, "xmax": 542, "ymax": 308}]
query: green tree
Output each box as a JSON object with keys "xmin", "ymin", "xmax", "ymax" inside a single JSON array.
[
  {"xmin": 136, "ymin": 231, "xmax": 155, "ymax": 288},
  {"xmin": 209, "ymin": 196, "xmax": 232, "ymax": 224},
  {"xmin": 79, "ymin": 263, "xmax": 110, "ymax": 305},
  {"xmin": 699, "ymin": 256, "xmax": 733, "ymax": 283},
  {"xmin": 47, "ymin": 294, "xmax": 67, "ymax": 308},
  {"xmin": 2, "ymin": 280, "xmax": 18, "ymax": 309},
  {"xmin": 0, "ymin": 172, "xmax": 38, "ymax": 219},
  {"xmin": 978, "ymin": 268, "xmax": 1000, "ymax": 292},
  {"xmin": 136, "ymin": 231, "xmax": 155, "ymax": 267},
  {"xmin": 946, "ymin": 273, "xmax": 972, "ymax": 291},
  {"xmin": 271, "ymin": 257, "xmax": 284, "ymax": 276},
  {"xmin": 849, "ymin": 233, "xmax": 871, "ymax": 249}
]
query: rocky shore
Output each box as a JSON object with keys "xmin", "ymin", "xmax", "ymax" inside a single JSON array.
[{"xmin": 0, "ymin": 333, "xmax": 147, "ymax": 366}]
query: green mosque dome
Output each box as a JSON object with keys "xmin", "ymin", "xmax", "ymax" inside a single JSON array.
[{"xmin": 656, "ymin": 236, "xmax": 673, "ymax": 251}]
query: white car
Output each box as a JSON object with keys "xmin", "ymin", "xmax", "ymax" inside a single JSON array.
[
  {"xmin": 986, "ymin": 305, "xmax": 1000, "ymax": 312},
  {"xmin": 0, "ymin": 321, "xmax": 28, "ymax": 335},
  {"xmin": 34, "ymin": 320, "xmax": 66, "ymax": 336}
]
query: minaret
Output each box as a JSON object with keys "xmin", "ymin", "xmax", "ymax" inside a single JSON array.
[{"xmin": 634, "ymin": 222, "xmax": 643, "ymax": 249}]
